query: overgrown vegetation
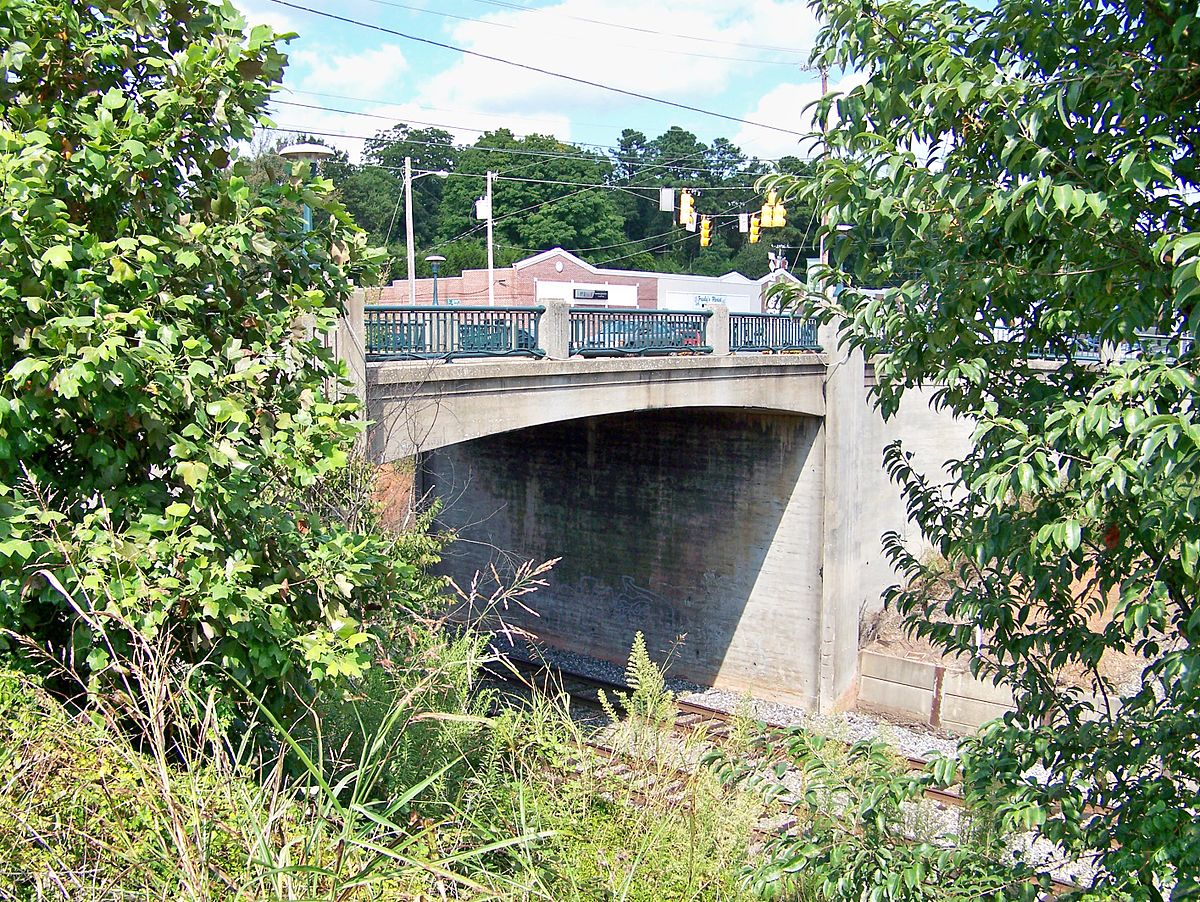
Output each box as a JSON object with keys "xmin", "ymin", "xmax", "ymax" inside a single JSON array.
[
  {"xmin": 0, "ymin": 0, "xmax": 399, "ymax": 709},
  {"xmin": 710, "ymin": 732, "xmax": 1039, "ymax": 901}
]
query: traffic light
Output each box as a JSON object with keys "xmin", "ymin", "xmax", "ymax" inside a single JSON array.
[
  {"xmin": 761, "ymin": 189, "xmax": 787, "ymax": 228},
  {"xmin": 749, "ymin": 214, "xmax": 761, "ymax": 244},
  {"xmin": 678, "ymin": 189, "xmax": 695, "ymax": 227},
  {"xmin": 700, "ymin": 216, "xmax": 712, "ymax": 247}
]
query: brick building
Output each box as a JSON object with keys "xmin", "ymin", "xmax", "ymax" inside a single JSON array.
[{"xmin": 373, "ymin": 248, "xmax": 796, "ymax": 313}]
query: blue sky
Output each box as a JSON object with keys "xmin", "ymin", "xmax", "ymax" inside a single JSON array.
[{"xmin": 238, "ymin": 0, "xmax": 846, "ymax": 162}]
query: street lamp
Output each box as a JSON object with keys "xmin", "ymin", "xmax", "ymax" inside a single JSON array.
[
  {"xmin": 277, "ymin": 141, "xmax": 335, "ymax": 232},
  {"xmin": 403, "ymin": 158, "xmax": 450, "ymax": 304},
  {"xmin": 425, "ymin": 254, "xmax": 446, "ymax": 306}
]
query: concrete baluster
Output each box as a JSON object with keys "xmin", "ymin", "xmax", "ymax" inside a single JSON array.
[
  {"xmin": 540, "ymin": 299, "xmax": 572, "ymax": 360},
  {"xmin": 708, "ymin": 303, "xmax": 730, "ymax": 355}
]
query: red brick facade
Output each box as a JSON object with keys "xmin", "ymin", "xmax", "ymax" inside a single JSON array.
[{"xmin": 373, "ymin": 249, "xmax": 676, "ymax": 309}]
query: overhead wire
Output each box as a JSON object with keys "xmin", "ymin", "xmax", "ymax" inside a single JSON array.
[
  {"xmin": 460, "ymin": 0, "xmax": 811, "ymax": 55},
  {"xmin": 262, "ymin": 120, "xmax": 774, "ymax": 175},
  {"xmin": 261, "ymin": 126, "xmax": 771, "ymax": 188},
  {"xmin": 264, "ymin": 0, "xmax": 807, "ymax": 136},
  {"xmin": 359, "ymin": 0, "xmax": 806, "ymax": 66},
  {"xmin": 276, "ymin": 87, "xmax": 781, "ymax": 152},
  {"xmin": 496, "ymin": 225, "xmax": 681, "ymax": 256}
]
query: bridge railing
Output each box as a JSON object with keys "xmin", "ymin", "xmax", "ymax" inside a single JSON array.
[
  {"xmin": 1130, "ymin": 330, "xmax": 1194, "ymax": 361},
  {"xmin": 994, "ymin": 326, "xmax": 1102, "ymax": 362},
  {"xmin": 730, "ymin": 313, "xmax": 821, "ymax": 352},
  {"xmin": 365, "ymin": 305, "xmax": 546, "ymax": 361},
  {"xmin": 569, "ymin": 307, "xmax": 713, "ymax": 357}
]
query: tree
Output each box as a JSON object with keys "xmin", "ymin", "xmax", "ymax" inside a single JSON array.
[
  {"xmin": 436, "ymin": 129, "xmax": 627, "ymax": 263},
  {"xmin": 0, "ymin": 0, "xmax": 402, "ymax": 707},
  {"xmin": 781, "ymin": 0, "xmax": 1200, "ymax": 895}
]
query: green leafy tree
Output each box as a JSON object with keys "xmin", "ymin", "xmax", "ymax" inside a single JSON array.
[
  {"xmin": 326, "ymin": 125, "xmax": 457, "ymax": 258},
  {"xmin": 436, "ymin": 129, "xmax": 627, "ymax": 262},
  {"xmin": 781, "ymin": 0, "xmax": 1200, "ymax": 895},
  {"xmin": 0, "ymin": 0, "xmax": 401, "ymax": 706}
]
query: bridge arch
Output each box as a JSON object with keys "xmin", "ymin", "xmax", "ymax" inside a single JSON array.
[{"xmin": 365, "ymin": 355, "xmax": 826, "ymax": 461}]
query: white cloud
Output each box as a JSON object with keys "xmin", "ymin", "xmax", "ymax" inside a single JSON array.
[
  {"xmin": 417, "ymin": 0, "xmax": 822, "ymax": 126},
  {"xmin": 734, "ymin": 71, "xmax": 866, "ymax": 159},
  {"xmin": 235, "ymin": 1, "xmax": 300, "ymax": 38},
  {"xmin": 290, "ymin": 44, "xmax": 411, "ymax": 101}
]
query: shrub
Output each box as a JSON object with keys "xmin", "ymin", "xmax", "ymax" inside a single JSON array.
[{"xmin": 0, "ymin": 0, "xmax": 400, "ymax": 707}]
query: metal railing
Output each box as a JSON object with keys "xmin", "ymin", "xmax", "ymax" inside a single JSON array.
[
  {"xmin": 1131, "ymin": 331, "xmax": 1194, "ymax": 361},
  {"xmin": 568, "ymin": 307, "xmax": 712, "ymax": 357},
  {"xmin": 1027, "ymin": 336, "xmax": 1102, "ymax": 362},
  {"xmin": 994, "ymin": 327, "xmax": 1102, "ymax": 362},
  {"xmin": 365, "ymin": 305, "xmax": 545, "ymax": 361},
  {"xmin": 730, "ymin": 313, "xmax": 821, "ymax": 352}
]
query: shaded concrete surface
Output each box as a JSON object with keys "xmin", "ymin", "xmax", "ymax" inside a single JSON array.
[
  {"xmin": 367, "ymin": 354, "xmax": 826, "ymax": 460},
  {"xmin": 423, "ymin": 408, "xmax": 827, "ymax": 708}
]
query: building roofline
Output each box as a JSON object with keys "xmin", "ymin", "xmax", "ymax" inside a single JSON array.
[{"xmin": 511, "ymin": 246, "xmax": 762, "ymax": 286}]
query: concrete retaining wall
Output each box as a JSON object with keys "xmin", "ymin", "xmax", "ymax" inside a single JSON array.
[{"xmin": 857, "ymin": 649, "xmax": 1015, "ymax": 733}]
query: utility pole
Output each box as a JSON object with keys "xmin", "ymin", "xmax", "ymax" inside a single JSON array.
[
  {"xmin": 486, "ymin": 170, "xmax": 495, "ymax": 307},
  {"xmin": 404, "ymin": 156, "xmax": 417, "ymax": 305},
  {"xmin": 818, "ymin": 65, "xmax": 830, "ymax": 269}
]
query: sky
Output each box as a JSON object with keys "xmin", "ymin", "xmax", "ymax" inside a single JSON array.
[{"xmin": 236, "ymin": 0, "xmax": 842, "ymax": 164}]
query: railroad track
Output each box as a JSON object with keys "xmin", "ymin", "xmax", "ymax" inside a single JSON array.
[{"xmin": 483, "ymin": 655, "xmax": 1081, "ymax": 896}]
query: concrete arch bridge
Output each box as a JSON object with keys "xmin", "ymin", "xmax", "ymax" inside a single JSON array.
[{"xmin": 335, "ymin": 297, "xmax": 970, "ymax": 712}]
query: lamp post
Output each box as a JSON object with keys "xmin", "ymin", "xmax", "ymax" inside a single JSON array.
[
  {"xmin": 277, "ymin": 141, "xmax": 335, "ymax": 232},
  {"xmin": 425, "ymin": 254, "xmax": 446, "ymax": 306},
  {"xmin": 404, "ymin": 158, "xmax": 450, "ymax": 304}
]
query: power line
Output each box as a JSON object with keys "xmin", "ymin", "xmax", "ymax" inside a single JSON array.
[
  {"xmin": 359, "ymin": 0, "xmax": 806, "ymax": 66},
  {"xmin": 271, "ymin": 98, "xmax": 780, "ymax": 172},
  {"xmin": 597, "ymin": 230, "xmax": 696, "ymax": 266},
  {"xmin": 280, "ymin": 86, "xmax": 628, "ymax": 135},
  {"xmin": 426, "ymin": 184, "xmax": 599, "ymax": 249},
  {"xmin": 279, "ymin": 87, "xmax": 793, "ymax": 166},
  {"xmin": 264, "ymin": 0, "xmax": 806, "ymax": 136},
  {"xmin": 461, "ymin": 0, "xmax": 811, "ymax": 56},
  {"xmin": 496, "ymin": 226, "xmax": 680, "ymax": 255},
  {"xmin": 495, "ymin": 173, "xmax": 759, "ymax": 190},
  {"xmin": 261, "ymin": 124, "xmax": 779, "ymax": 181}
]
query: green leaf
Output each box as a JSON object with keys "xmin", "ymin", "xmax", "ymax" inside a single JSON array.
[
  {"xmin": 41, "ymin": 244, "xmax": 73, "ymax": 268},
  {"xmin": 175, "ymin": 460, "xmax": 209, "ymax": 488}
]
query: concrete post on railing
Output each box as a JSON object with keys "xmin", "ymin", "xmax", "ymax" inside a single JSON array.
[
  {"xmin": 338, "ymin": 288, "xmax": 368, "ymax": 402},
  {"xmin": 708, "ymin": 303, "xmax": 730, "ymax": 355},
  {"xmin": 541, "ymin": 299, "xmax": 571, "ymax": 360}
]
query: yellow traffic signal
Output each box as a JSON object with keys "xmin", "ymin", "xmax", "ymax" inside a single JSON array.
[
  {"xmin": 760, "ymin": 189, "xmax": 787, "ymax": 228},
  {"xmin": 700, "ymin": 216, "xmax": 712, "ymax": 247},
  {"xmin": 679, "ymin": 189, "xmax": 695, "ymax": 227},
  {"xmin": 749, "ymin": 214, "xmax": 761, "ymax": 243}
]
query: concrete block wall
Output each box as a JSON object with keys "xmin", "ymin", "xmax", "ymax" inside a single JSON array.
[
  {"xmin": 857, "ymin": 649, "xmax": 1017, "ymax": 733},
  {"xmin": 423, "ymin": 408, "xmax": 829, "ymax": 709}
]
